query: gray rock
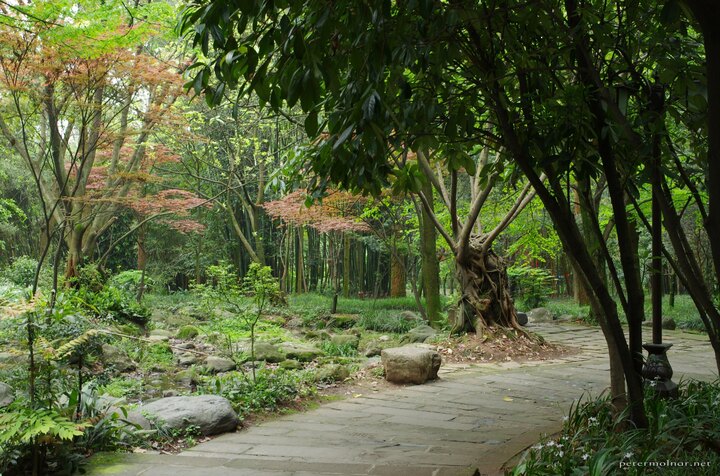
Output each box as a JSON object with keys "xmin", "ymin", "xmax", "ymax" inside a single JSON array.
[
  {"xmin": 279, "ymin": 359, "xmax": 302, "ymax": 370},
  {"xmin": 279, "ymin": 342, "xmax": 324, "ymax": 362},
  {"xmin": 403, "ymin": 325, "xmax": 437, "ymax": 344},
  {"xmin": 516, "ymin": 312, "xmax": 528, "ymax": 326},
  {"xmin": 557, "ymin": 314, "xmax": 575, "ymax": 323},
  {"xmin": 147, "ymin": 335, "xmax": 169, "ymax": 343},
  {"xmin": 127, "ymin": 395, "xmax": 238, "ymax": 436},
  {"xmin": 149, "ymin": 329, "xmax": 174, "ymax": 338},
  {"xmin": 174, "ymin": 369, "xmax": 198, "ymax": 386},
  {"xmin": 378, "ymin": 335, "xmax": 391, "ymax": 342},
  {"xmin": 331, "ymin": 334, "xmax": 360, "ymax": 349},
  {"xmin": 363, "ymin": 342, "xmax": 383, "ymax": 357},
  {"xmin": 175, "ymin": 342, "xmax": 196, "ymax": 350},
  {"xmin": 0, "ymin": 382, "xmax": 14, "ymax": 407},
  {"xmin": 662, "ymin": 317, "xmax": 677, "ymax": 331},
  {"xmin": 101, "ymin": 344, "xmax": 137, "ymax": 373},
  {"xmin": 205, "ymin": 356, "xmax": 237, "ymax": 373},
  {"xmin": 400, "ymin": 311, "xmax": 423, "ymax": 322},
  {"xmin": 315, "ymin": 364, "xmax": 350, "ymax": 382},
  {"xmin": 527, "ymin": 307, "xmax": 555, "ymax": 322},
  {"xmin": 177, "ymin": 352, "xmax": 198, "ymax": 366},
  {"xmin": 250, "ymin": 342, "xmax": 286, "ymax": 363},
  {"xmin": 381, "ymin": 346, "xmax": 441, "ymax": 384}
]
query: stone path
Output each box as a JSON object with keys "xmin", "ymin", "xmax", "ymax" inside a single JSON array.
[{"xmin": 87, "ymin": 323, "xmax": 718, "ymax": 476}]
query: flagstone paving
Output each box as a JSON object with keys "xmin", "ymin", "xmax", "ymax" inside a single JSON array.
[{"xmin": 87, "ymin": 323, "xmax": 718, "ymax": 476}]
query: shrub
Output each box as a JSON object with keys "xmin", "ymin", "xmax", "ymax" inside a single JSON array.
[
  {"xmin": 177, "ymin": 325, "xmax": 201, "ymax": 339},
  {"xmin": 109, "ymin": 270, "xmax": 153, "ymax": 294},
  {"xmin": 513, "ymin": 380, "xmax": 720, "ymax": 475},
  {"xmin": 2, "ymin": 256, "xmax": 38, "ymax": 288},
  {"xmin": 507, "ymin": 265, "xmax": 555, "ymax": 310},
  {"xmin": 201, "ymin": 368, "xmax": 315, "ymax": 419}
]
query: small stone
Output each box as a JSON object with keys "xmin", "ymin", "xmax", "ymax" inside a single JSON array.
[
  {"xmin": 662, "ymin": 318, "xmax": 677, "ymax": 330},
  {"xmin": 315, "ymin": 364, "xmax": 350, "ymax": 383},
  {"xmin": 378, "ymin": 335, "xmax": 391, "ymax": 342},
  {"xmin": 557, "ymin": 314, "xmax": 575, "ymax": 323},
  {"xmin": 149, "ymin": 329, "xmax": 174, "ymax": 338},
  {"xmin": 280, "ymin": 342, "xmax": 324, "ymax": 362},
  {"xmin": 205, "ymin": 356, "xmax": 237, "ymax": 373},
  {"xmin": 400, "ymin": 311, "xmax": 423, "ymax": 322},
  {"xmin": 381, "ymin": 346, "xmax": 441, "ymax": 384},
  {"xmin": 279, "ymin": 359, "xmax": 302, "ymax": 370},
  {"xmin": 0, "ymin": 382, "xmax": 14, "ymax": 407},
  {"xmin": 178, "ymin": 352, "xmax": 198, "ymax": 366},
  {"xmin": 516, "ymin": 312, "xmax": 529, "ymax": 326},
  {"xmin": 364, "ymin": 343, "xmax": 383, "ymax": 357},
  {"xmin": 175, "ymin": 369, "xmax": 198, "ymax": 386},
  {"xmin": 147, "ymin": 335, "xmax": 169, "ymax": 343},
  {"xmin": 403, "ymin": 325, "xmax": 437, "ymax": 344},
  {"xmin": 175, "ymin": 342, "xmax": 196, "ymax": 350},
  {"xmin": 101, "ymin": 344, "xmax": 137, "ymax": 373},
  {"xmin": 250, "ymin": 342, "xmax": 286, "ymax": 363},
  {"xmin": 527, "ymin": 308, "xmax": 554, "ymax": 323}
]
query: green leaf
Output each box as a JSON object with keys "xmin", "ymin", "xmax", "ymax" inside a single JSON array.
[{"xmin": 305, "ymin": 111, "xmax": 319, "ymax": 136}]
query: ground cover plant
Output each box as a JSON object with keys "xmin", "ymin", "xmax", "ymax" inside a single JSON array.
[{"xmin": 511, "ymin": 380, "xmax": 720, "ymax": 476}]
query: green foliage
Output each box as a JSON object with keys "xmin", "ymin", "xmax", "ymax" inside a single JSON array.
[
  {"xmin": 109, "ymin": 270, "xmax": 154, "ymax": 295},
  {"xmin": 545, "ymin": 298, "xmax": 591, "ymax": 324},
  {"xmin": 319, "ymin": 340, "xmax": 358, "ymax": 357},
  {"xmin": 201, "ymin": 368, "xmax": 315, "ymax": 420},
  {"xmin": 138, "ymin": 343, "xmax": 174, "ymax": 372},
  {"xmin": 513, "ymin": 380, "xmax": 720, "ymax": 475},
  {"xmin": 508, "ymin": 266, "xmax": 555, "ymax": 310},
  {"xmin": 177, "ymin": 325, "xmax": 201, "ymax": 339},
  {"xmin": 69, "ymin": 285, "xmax": 151, "ymax": 325},
  {"xmin": 357, "ymin": 310, "xmax": 417, "ymax": 334},
  {"xmin": 98, "ymin": 378, "xmax": 143, "ymax": 399},
  {"xmin": 2, "ymin": 256, "xmax": 38, "ymax": 288}
]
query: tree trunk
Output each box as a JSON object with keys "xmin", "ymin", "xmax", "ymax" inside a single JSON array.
[
  {"xmin": 343, "ymin": 233, "xmax": 351, "ymax": 298},
  {"xmin": 453, "ymin": 234, "xmax": 518, "ymax": 333},
  {"xmin": 390, "ymin": 249, "xmax": 406, "ymax": 297},
  {"xmin": 421, "ymin": 180, "xmax": 442, "ymax": 325}
]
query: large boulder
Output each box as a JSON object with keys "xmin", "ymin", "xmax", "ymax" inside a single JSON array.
[
  {"xmin": 101, "ymin": 344, "xmax": 137, "ymax": 373},
  {"xmin": 205, "ymin": 356, "xmax": 237, "ymax": 373},
  {"xmin": 527, "ymin": 307, "xmax": 554, "ymax": 323},
  {"xmin": 381, "ymin": 346, "xmax": 441, "ymax": 384},
  {"xmin": 279, "ymin": 342, "xmax": 324, "ymax": 362},
  {"xmin": 127, "ymin": 395, "xmax": 238, "ymax": 436},
  {"xmin": 0, "ymin": 382, "xmax": 14, "ymax": 407},
  {"xmin": 402, "ymin": 325, "xmax": 437, "ymax": 344}
]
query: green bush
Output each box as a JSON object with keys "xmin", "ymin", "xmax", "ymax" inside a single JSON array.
[
  {"xmin": 109, "ymin": 270, "xmax": 154, "ymax": 294},
  {"xmin": 201, "ymin": 368, "xmax": 315, "ymax": 419},
  {"xmin": 513, "ymin": 380, "xmax": 720, "ymax": 475},
  {"xmin": 2, "ymin": 256, "xmax": 38, "ymax": 288},
  {"xmin": 177, "ymin": 325, "xmax": 201, "ymax": 339},
  {"xmin": 71, "ymin": 285, "xmax": 150, "ymax": 325},
  {"xmin": 508, "ymin": 265, "xmax": 554, "ymax": 310}
]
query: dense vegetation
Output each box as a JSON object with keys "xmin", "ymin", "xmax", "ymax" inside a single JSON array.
[{"xmin": 1, "ymin": 0, "xmax": 720, "ymax": 474}]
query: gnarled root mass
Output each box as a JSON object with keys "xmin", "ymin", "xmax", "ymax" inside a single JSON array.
[{"xmin": 452, "ymin": 235, "xmax": 521, "ymax": 335}]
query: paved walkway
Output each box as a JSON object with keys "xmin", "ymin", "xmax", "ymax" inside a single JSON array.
[{"xmin": 87, "ymin": 323, "xmax": 718, "ymax": 476}]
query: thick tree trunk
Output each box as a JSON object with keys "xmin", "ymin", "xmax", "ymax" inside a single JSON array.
[{"xmin": 453, "ymin": 235, "xmax": 518, "ymax": 333}]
